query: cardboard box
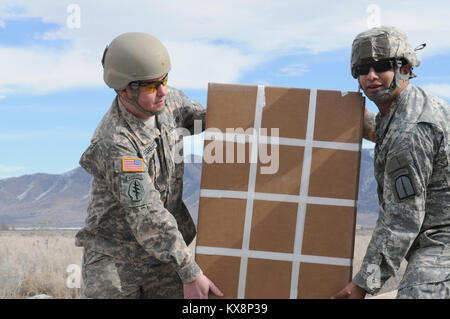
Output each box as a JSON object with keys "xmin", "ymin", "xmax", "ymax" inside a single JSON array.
[{"xmin": 195, "ymin": 83, "xmax": 364, "ymax": 298}]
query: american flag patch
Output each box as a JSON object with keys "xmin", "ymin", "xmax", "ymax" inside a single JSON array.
[{"xmin": 122, "ymin": 158, "xmax": 144, "ymax": 172}]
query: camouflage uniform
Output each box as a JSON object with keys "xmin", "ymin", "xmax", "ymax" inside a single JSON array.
[
  {"xmin": 353, "ymin": 84, "xmax": 450, "ymax": 298},
  {"xmin": 75, "ymin": 86, "xmax": 205, "ymax": 298},
  {"xmin": 397, "ymin": 280, "xmax": 450, "ymax": 299}
]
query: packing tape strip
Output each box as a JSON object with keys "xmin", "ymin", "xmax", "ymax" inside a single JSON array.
[
  {"xmin": 238, "ymin": 84, "xmax": 266, "ymax": 299},
  {"xmin": 203, "ymin": 132, "xmax": 361, "ymax": 152},
  {"xmin": 195, "ymin": 246, "xmax": 352, "ymax": 267},
  {"xmin": 204, "ymin": 131, "xmax": 251, "ymax": 144},
  {"xmin": 290, "ymin": 88, "xmax": 317, "ymax": 298},
  {"xmin": 200, "ymin": 189, "xmax": 356, "ymax": 207}
]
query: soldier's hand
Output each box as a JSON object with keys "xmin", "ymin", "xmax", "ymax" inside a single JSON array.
[
  {"xmin": 331, "ymin": 282, "xmax": 366, "ymax": 299},
  {"xmin": 183, "ymin": 274, "xmax": 224, "ymax": 299}
]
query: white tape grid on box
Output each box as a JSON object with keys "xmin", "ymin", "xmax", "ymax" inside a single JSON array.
[
  {"xmin": 199, "ymin": 189, "xmax": 356, "ymax": 207},
  {"xmin": 290, "ymin": 87, "xmax": 317, "ymax": 298},
  {"xmin": 204, "ymin": 132, "xmax": 361, "ymax": 152},
  {"xmin": 195, "ymin": 246, "xmax": 352, "ymax": 267},
  {"xmin": 198, "ymin": 86, "xmax": 358, "ymax": 298},
  {"xmin": 236, "ymin": 85, "xmax": 265, "ymax": 299}
]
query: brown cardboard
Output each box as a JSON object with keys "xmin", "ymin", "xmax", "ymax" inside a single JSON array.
[
  {"xmin": 196, "ymin": 197, "xmax": 246, "ymax": 249},
  {"xmin": 201, "ymin": 140, "xmax": 252, "ymax": 191},
  {"xmin": 245, "ymin": 259, "xmax": 292, "ymax": 298},
  {"xmin": 249, "ymin": 200, "xmax": 298, "ymax": 253},
  {"xmin": 314, "ymin": 90, "xmax": 364, "ymax": 143},
  {"xmin": 255, "ymin": 145, "xmax": 304, "ymax": 195},
  {"xmin": 301, "ymin": 204, "xmax": 356, "ymax": 258},
  {"xmin": 308, "ymin": 148, "xmax": 361, "ymax": 199},
  {"xmin": 297, "ymin": 263, "xmax": 353, "ymax": 299},
  {"xmin": 260, "ymin": 87, "xmax": 310, "ymax": 139},
  {"xmin": 195, "ymin": 254, "xmax": 241, "ymax": 299},
  {"xmin": 204, "ymin": 83, "xmax": 257, "ymax": 132},
  {"xmin": 196, "ymin": 83, "xmax": 364, "ymax": 299}
]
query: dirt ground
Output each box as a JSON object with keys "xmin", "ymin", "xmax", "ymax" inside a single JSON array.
[{"xmin": 0, "ymin": 228, "xmax": 403, "ymax": 299}]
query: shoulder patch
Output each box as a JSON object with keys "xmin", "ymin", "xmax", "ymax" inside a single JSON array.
[
  {"xmin": 119, "ymin": 173, "xmax": 153, "ymax": 207},
  {"xmin": 128, "ymin": 179, "xmax": 143, "ymax": 201},
  {"xmin": 386, "ymin": 151, "xmax": 421, "ymax": 201},
  {"xmin": 122, "ymin": 158, "xmax": 144, "ymax": 172},
  {"xmin": 394, "ymin": 175, "xmax": 416, "ymax": 200}
]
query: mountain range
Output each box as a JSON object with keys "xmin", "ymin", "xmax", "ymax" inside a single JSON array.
[{"xmin": 0, "ymin": 150, "xmax": 379, "ymax": 228}]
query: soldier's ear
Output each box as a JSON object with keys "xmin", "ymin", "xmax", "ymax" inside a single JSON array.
[
  {"xmin": 400, "ymin": 63, "xmax": 412, "ymax": 76},
  {"xmin": 118, "ymin": 87, "xmax": 130, "ymax": 99}
]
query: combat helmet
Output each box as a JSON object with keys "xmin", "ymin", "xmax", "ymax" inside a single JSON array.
[
  {"xmin": 102, "ymin": 32, "xmax": 171, "ymax": 116},
  {"xmin": 351, "ymin": 26, "xmax": 421, "ymax": 94}
]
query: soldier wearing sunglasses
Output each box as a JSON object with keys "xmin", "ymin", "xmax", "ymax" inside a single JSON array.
[
  {"xmin": 75, "ymin": 32, "xmax": 223, "ymax": 299},
  {"xmin": 333, "ymin": 26, "xmax": 450, "ymax": 299}
]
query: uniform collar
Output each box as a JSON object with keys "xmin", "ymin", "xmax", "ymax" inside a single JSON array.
[
  {"xmin": 116, "ymin": 96, "xmax": 161, "ymax": 146},
  {"xmin": 375, "ymin": 84, "xmax": 412, "ymax": 143}
]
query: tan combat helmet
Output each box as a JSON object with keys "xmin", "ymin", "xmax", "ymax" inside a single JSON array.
[{"xmin": 102, "ymin": 32, "xmax": 171, "ymax": 116}]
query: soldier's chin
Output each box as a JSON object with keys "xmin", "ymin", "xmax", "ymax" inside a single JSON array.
[
  {"xmin": 152, "ymin": 101, "xmax": 165, "ymax": 111},
  {"xmin": 366, "ymin": 89, "xmax": 391, "ymax": 103},
  {"xmin": 147, "ymin": 102, "xmax": 165, "ymax": 115}
]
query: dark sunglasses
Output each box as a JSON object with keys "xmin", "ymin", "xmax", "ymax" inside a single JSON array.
[{"xmin": 356, "ymin": 60, "xmax": 396, "ymax": 76}]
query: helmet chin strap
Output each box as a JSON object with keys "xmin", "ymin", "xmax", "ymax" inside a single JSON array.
[
  {"xmin": 116, "ymin": 85, "xmax": 164, "ymax": 117},
  {"xmin": 394, "ymin": 59, "xmax": 411, "ymax": 86},
  {"xmin": 366, "ymin": 80, "xmax": 396, "ymax": 103}
]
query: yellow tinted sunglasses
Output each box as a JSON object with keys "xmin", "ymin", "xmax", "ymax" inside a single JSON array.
[{"xmin": 132, "ymin": 74, "xmax": 168, "ymax": 93}]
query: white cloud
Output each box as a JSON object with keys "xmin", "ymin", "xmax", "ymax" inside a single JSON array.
[
  {"xmin": 40, "ymin": 29, "xmax": 72, "ymax": 41},
  {"xmin": 0, "ymin": 46, "xmax": 102, "ymax": 94},
  {"xmin": 0, "ymin": 128, "xmax": 91, "ymax": 141},
  {"xmin": 0, "ymin": 88, "xmax": 12, "ymax": 99},
  {"xmin": 422, "ymin": 83, "xmax": 450, "ymax": 99},
  {"xmin": 0, "ymin": 0, "xmax": 449, "ymax": 94},
  {"xmin": 0, "ymin": 165, "xmax": 28, "ymax": 172},
  {"xmin": 165, "ymin": 41, "xmax": 259, "ymax": 89},
  {"xmin": 276, "ymin": 63, "xmax": 309, "ymax": 77}
]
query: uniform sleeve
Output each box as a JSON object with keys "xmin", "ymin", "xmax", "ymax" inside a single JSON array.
[
  {"xmin": 353, "ymin": 123, "xmax": 436, "ymax": 294},
  {"xmin": 85, "ymin": 138, "xmax": 202, "ymax": 283}
]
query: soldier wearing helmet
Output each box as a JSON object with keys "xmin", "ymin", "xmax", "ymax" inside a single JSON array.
[
  {"xmin": 75, "ymin": 32, "xmax": 223, "ymax": 299},
  {"xmin": 333, "ymin": 26, "xmax": 450, "ymax": 299}
]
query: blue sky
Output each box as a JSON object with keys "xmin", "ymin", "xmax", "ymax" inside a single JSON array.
[{"xmin": 1, "ymin": 0, "xmax": 449, "ymax": 178}]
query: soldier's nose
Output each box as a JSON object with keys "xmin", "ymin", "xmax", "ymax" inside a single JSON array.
[
  {"xmin": 367, "ymin": 67, "xmax": 379, "ymax": 80},
  {"xmin": 156, "ymin": 84, "xmax": 167, "ymax": 97}
]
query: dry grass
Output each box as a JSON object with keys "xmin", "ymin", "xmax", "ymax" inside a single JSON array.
[
  {"xmin": 0, "ymin": 228, "xmax": 406, "ymax": 299},
  {"xmin": 0, "ymin": 230, "xmax": 83, "ymax": 299}
]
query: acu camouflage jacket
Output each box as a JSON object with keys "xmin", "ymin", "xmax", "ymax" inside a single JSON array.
[
  {"xmin": 354, "ymin": 84, "xmax": 450, "ymax": 294},
  {"xmin": 75, "ymin": 86, "xmax": 205, "ymax": 284}
]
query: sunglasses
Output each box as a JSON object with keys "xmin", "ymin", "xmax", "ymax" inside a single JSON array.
[
  {"xmin": 131, "ymin": 74, "xmax": 168, "ymax": 93},
  {"xmin": 356, "ymin": 60, "xmax": 396, "ymax": 76}
]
